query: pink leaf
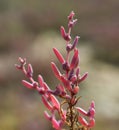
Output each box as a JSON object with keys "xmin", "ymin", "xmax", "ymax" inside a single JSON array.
[
  {"xmin": 44, "ymin": 111, "xmax": 52, "ymax": 121},
  {"xmin": 78, "ymin": 116, "xmax": 88, "ymax": 127},
  {"xmin": 76, "ymin": 107, "xmax": 88, "ymax": 116},
  {"xmin": 38, "ymin": 75, "xmax": 44, "ymax": 87},
  {"xmin": 89, "ymin": 108, "xmax": 95, "ymax": 118},
  {"xmin": 50, "ymin": 95, "xmax": 60, "ymax": 110},
  {"xmin": 51, "ymin": 62, "xmax": 62, "ymax": 80},
  {"xmin": 27, "ymin": 64, "xmax": 33, "ymax": 77},
  {"xmin": 76, "ymin": 67, "xmax": 80, "ymax": 77},
  {"xmin": 18, "ymin": 57, "xmax": 26, "ymax": 64},
  {"xmin": 61, "ymin": 76, "xmax": 72, "ymax": 91},
  {"xmin": 53, "ymin": 48, "xmax": 65, "ymax": 64},
  {"xmin": 52, "ymin": 116, "xmax": 60, "ymax": 130},
  {"xmin": 91, "ymin": 101, "xmax": 95, "ymax": 108},
  {"xmin": 60, "ymin": 26, "xmax": 71, "ymax": 41},
  {"xmin": 43, "ymin": 82, "xmax": 50, "ymax": 91},
  {"xmin": 88, "ymin": 118, "xmax": 95, "ymax": 128},
  {"xmin": 15, "ymin": 64, "xmax": 22, "ymax": 70},
  {"xmin": 57, "ymin": 84, "xmax": 66, "ymax": 95},
  {"xmin": 71, "ymin": 36, "xmax": 79, "ymax": 50},
  {"xmin": 70, "ymin": 49, "xmax": 79, "ymax": 69},
  {"xmin": 78, "ymin": 72, "xmax": 88, "ymax": 83},
  {"xmin": 22, "ymin": 80, "xmax": 33, "ymax": 89},
  {"xmin": 68, "ymin": 11, "xmax": 75, "ymax": 20},
  {"xmin": 41, "ymin": 95, "xmax": 53, "ymax": 111}
]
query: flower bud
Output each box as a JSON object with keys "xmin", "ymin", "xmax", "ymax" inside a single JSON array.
[
  {"xmin": 62, "ymin": 62, "xmax": 70, "ymax": 71},
  {"xmin": 72, "ymin": 86, "xmax": 79, "ymax": 94},
  {"xmin": 68, "ymin": 19, "xmax": 77, "ymax": 28}
]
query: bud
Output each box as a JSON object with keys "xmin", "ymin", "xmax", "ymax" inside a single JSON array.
[
  {"xmin": 72, "ymin": 86, "xmax": 79, "ymax": 94},
  {"xmin": 66, "ymin": 44, "xmax": 72, "ymax": 52},
  {"xmin": 70, "ymin": 75, "xmax": 77, "ymax": 83},
  {"xmin": 62, "ymin": 62, "xmax": 70, "ymax": 71},
  {"xmin": 68, "ymin": 19, "xmax": 77, "ymax": 28}
]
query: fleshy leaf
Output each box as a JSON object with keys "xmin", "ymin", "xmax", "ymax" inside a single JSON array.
[
  {"xmin": 22, "ymin": 80, "xmax": 33, "ymax": 89},
  {"xmin": 53, "ymin": 48, "xmax": 65, "ymax": 64}
]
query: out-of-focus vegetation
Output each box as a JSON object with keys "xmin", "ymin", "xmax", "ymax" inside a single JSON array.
[{"xmin": 0, "ymin": 0, "xmax": 119, "ymax": 130}]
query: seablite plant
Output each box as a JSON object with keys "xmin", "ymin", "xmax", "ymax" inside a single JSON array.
[{"xmin": 15, "ymin": 11, "xmax": 95, "ymax": 130}]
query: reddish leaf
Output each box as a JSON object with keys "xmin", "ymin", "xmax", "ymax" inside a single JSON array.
[
  {"xmin": 50, "ymin": 95, "xmax": 60, "ymax": 110},
  {"xmin": 38, "ymin": 75, "xmax": 44, "ymax": 87},
  {"xmin": 41, "ymin": 95, "xmax": 53, "ymax": 111},
  {"xmin": 68, "ymin": 11, "xmax": 75, "ymax": 20},
  {"xmin": 61, "ymin": 76, "xmax": 72, "ymax": 91},
  {"xmin": 78, "ymin": 72, "xmax": 88, "ymax": 83},
  {"xmin": 27, "ymin": 64, "xmax": 33, "ymax": 77},
  {"xmin": 52, "ymin": 116, "xmax": 60, "ymax": 130},
  {"xmin": 51, "ymin": 62, "xmax": 61, "ymax": 80},
  {"xmin": 78, "ymin": 116, "xmax": 88, "ymax": 127},
  {"xmin": 70, "ymin": 49, "xmax": 79, "ymax": 69},
  {"xmin": 88, "ymin": 118, "xmax": 95, "ymax": 128},
  {"xmin": 22, "ymin": 80, "xmax": 33, "ymax": 89},
  {"xmin": 76, "ymin": 107, "xmax": 88, "ymax": 116},
  {"xmin": 60, "ymin": 26, "xmax": 71, "ymax": 41},
  {"xmin": 53, "ymin": 48, "xmax": 65, "ymax": 64},
  {"xmin": 44, "ymin": 111, "xmax": 52, "ymax": 121}
]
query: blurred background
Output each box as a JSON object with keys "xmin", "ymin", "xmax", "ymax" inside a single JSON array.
[{"xmin": 0, "ymin": 0, "xmax": 119, "ymax": 130}]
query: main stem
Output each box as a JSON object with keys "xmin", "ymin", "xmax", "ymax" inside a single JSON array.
[{"xmin": 69, "ymin": 93, "xmax": 75, "ymax": 130}]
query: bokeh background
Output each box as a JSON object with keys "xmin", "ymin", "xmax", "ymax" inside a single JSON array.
[{"xmin": 0, "ymin": 0, "xmax": 119, "ymax": 130}]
